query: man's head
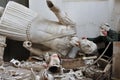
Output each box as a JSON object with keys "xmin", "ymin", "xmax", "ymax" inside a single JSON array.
[
  {"xmin": 100, "ymin": 23, "xmax": 110, "ymax": 31},
  {"xmin": 99, "ymin": 23, "xmax": 110, "ymax": 36}
]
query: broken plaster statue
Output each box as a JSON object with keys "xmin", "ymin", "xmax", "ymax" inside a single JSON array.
[
  {"xmin": 47, "ymin": 53, "xmax": 61, "ymax": 73},
  {"xmin": 0, "ymin": 0, "xmax": 97, "ymax": 57}
]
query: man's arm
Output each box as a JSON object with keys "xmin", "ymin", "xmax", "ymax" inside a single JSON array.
[{"xmin": 87, "ymin": 36, "xmax": 105, "ymax": 43}]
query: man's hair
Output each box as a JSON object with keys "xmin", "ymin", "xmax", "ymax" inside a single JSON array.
[{"xmin": 104, "ymin": 23, "xmax": 110, "ymax": 27}]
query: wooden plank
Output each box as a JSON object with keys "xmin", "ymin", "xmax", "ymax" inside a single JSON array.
[
  {"xmin": 62, "ymin": 58, "xmax": 85, "ymax": 69},
  {"xmin": 113, "ymin": 42, "xmax": 120, "ymax": 79}
]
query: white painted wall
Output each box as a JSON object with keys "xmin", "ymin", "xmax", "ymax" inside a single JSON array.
[
  {"xmin": 29, "ymin": 0, "xmax": 114, "ymax": 38},
  {"xmin": 111, "ymin": 0, "xmax": 120, "ymax": 32}
]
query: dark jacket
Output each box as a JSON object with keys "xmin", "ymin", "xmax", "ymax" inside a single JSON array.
[
  {"xmin": 87, "ymin": 29, "xmax": 119, "ymax": 57},
  {"xmin": 87, "ymin": 29, "xmax": 119, "ymax": 43}
]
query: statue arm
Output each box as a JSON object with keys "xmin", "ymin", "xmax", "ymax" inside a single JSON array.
[{"xmin": 46, "ymin": 0, "xmax": 75, "ymax": 26}]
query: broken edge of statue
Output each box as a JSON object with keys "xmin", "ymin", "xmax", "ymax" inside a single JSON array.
[{"xmin": 0, "ymin": 1, "xmax": 76, "ymax": 56}]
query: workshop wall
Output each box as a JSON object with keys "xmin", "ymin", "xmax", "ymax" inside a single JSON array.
[
  {"xmin": 111, "ymin": 0, "xmax": 120, "ymax": 32},
  {"xmin": 29, "ymin": 0, "xmax": 114, "ymax": 38}
]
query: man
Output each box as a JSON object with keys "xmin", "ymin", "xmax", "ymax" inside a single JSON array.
[
  {"xmin": 86, "ymin": 23, "xmax": 119, "ymax": 57},
  {"xmin": 87, "ymin": 23, "xmax": 119, "ymax": 42}
]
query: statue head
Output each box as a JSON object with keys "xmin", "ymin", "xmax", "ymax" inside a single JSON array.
[
  {"xmin": 70, "ymin": 37, "xmax": 97, "ymax": 54},
  {"xmin": 79, "ymin": 38, "xmax": 97, "ymax": 54}
]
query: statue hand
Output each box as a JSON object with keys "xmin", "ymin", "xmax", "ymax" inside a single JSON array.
[
  {"xmin": 46, "ymin": 0, "xmax": 54, "ymax": 8},
  {"xmin": 70, "ymin": 37, "xmax": 80, "ymax": 47}
]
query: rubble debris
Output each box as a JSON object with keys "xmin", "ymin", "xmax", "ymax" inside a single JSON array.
[
  {"xmin": 0, "ymin": 54, "xmax": 112, "ymax": 80},
  {"xmin": 0, "ymin": 64, "xmax": 5, "ymax": 71},
  {"xmin": 39, "ymin": 69, "xmax": 54, "ymax": 80},
  {"xmin": 31, "ymin": 68, "xmax": 40, "ymax": 80},
  {"xmin": 0, "ymin": 66, "xmax": 31, "ymax": 80},
  {"xmin": 47, "ymin": 53, "xmax": 61, "ymax": 74},
  {"xmin": 10, "ymin": 59, "xmax": 21, "ymax": 68},
  {"xmin": 20, "ymin": 61, "xmax": 46, "ymax": 71}
]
